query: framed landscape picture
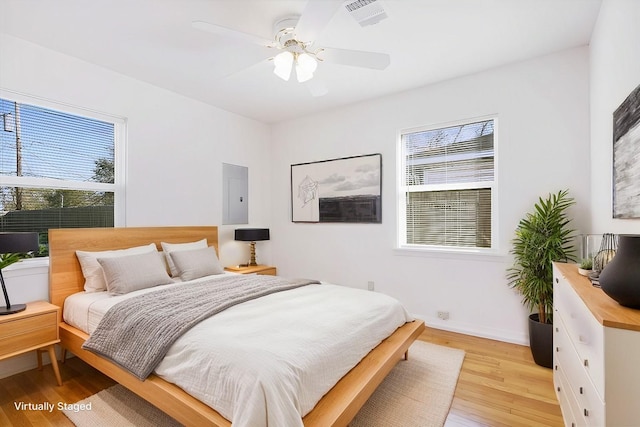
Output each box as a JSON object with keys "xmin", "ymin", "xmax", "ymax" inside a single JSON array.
[
  {"xmin": 613, "ymin": 83, "xmax": 640, "ymax": 218},
  {"xmin": 291, "ymin": 153, "xmax": 382, "ymax": 223}
]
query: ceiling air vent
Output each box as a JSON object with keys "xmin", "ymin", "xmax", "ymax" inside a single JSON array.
[{"xmin": 343, "ymin": 0, "xmax": 388, "ymax": 27}]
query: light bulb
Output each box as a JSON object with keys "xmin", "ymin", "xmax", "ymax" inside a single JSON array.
[{"xmin": 273, "ymin": 51, "xmax": 293, "ymax": 81}]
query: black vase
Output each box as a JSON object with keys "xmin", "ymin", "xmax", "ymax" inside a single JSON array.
[{"xmin": 599, "ymin": 234, "xmax": 640, "ymax": 308}]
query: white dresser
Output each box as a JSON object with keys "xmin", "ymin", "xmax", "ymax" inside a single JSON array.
[{"xmin": 553, "ymin": 263, "xmax": 640, "ymax": 427}]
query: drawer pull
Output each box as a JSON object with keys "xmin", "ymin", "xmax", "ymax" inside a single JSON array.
[
  {"xmin": 578, "ymin": 335, "xmax": 587, "ymax": 343},
  {"xmin": 556, "ymin": 346, "xmax": 559, "ymax": 352},
  {"xmin": 580, "ymin": 386, "xmax": 584, "ymax": 394},
  {"xmin": 583, "ymin": 359, "xmax": 589, "ymax": 367},
  {"xmin": 555, "ymin": 327, "xmax": 559, "ymax": 332},
  {"xmin": 584, "ymin": 408, "xmax": 589, "ymax": 417},
  {"xmin": 556, "ymin": 278, "xmax": 559, "ymax": 283},
  {"xmin": 557, "ymin": 386, "xmax": 561, "ymax": 392}
]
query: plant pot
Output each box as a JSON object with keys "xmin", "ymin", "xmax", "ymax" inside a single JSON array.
[
  {"xmin": 578, "ymin": 268, "xmax": 592, "ymax": 276},
  {"xmin": 528, "ymin": 313, "xmax": 553, "ymax": 368}
]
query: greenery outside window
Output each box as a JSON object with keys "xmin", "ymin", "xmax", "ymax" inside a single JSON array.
[
  {"xmin": 0, "ymin": 93, "xmax": 125, "ymax": 254},
  {"xmin": 398, "ymin": 117, "xmax": 496, "ymax": 252}
]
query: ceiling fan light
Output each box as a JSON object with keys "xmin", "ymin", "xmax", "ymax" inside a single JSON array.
[
  {"xmin": 273, "ymin": 51, "xmax": 294, "ymax": 81},
  {"xmin": 295, "ymin": 64, "xmax": 314, "ymax": 83},
  {"xmin": 297, "ymin": 53, "xmax": 318, "ymax": 73},
  {"xmin": 295, "ymin": 53, "xmax": 317, "ymax": 82}
]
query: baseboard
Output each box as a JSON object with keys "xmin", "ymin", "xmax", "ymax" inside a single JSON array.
[{"xmin": 414, "ymin": 313, "xmax": 529, "ymax": 346}]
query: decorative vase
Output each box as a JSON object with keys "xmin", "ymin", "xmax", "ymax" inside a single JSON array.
[{"xmin": 599, "ymin": 235, "xmax": 640, "ymax": 308}]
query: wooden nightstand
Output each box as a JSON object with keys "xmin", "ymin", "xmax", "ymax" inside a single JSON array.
[
  {"xmin": 225, "ymin": 265, "xmax": 277, "ymax": 276},
  {"xmin": 0, "ymin": 301, "xmax": 62, "ymax": 386}
]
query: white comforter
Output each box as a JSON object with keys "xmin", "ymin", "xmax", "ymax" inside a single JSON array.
[{"xmin": 64, "ymin": 275, "xmax": 412, "ymax": 427}]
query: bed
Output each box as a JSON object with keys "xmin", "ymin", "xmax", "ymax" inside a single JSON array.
[{"xmin": 49, "ymin": 226, "xmax": 425, "ymax": 426}]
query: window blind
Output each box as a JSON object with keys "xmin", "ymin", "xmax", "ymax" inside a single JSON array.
[
  {"xmin": 406, "ymin": 189, "xmax": 492, "ymax": 248},
  {"xmin": 0, "ymin": 99, "xmax": 114, "ymax": 182}
]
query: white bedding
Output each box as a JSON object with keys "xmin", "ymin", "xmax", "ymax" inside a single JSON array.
[{"xmin": 64, "ymin": 275, "xmax": 412, "ymax": 427}]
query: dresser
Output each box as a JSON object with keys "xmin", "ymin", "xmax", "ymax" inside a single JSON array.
[{"xmin": 553, "ymin": 262, "xmax": 640, "ymax": 427}]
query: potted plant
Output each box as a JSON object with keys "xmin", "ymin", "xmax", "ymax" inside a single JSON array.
[
  {"xmin": 507, "ymin": 190, "xmax": 576, "ymax": 368},
  {"xmin": 578, "ymin": 258, "xmax": 593, "ymax": 276}
]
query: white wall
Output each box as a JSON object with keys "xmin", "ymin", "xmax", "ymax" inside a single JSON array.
[
  {"xmin": 589, "ymin": 0, "xmax": 640, "ymax": 234},
  {"xmin": 0, "ymin": 35, "xmax": 273, "ymax": 377},
  {"xmin": 271, "ymin": 47, "xmax": 592, "ymax": 344}
]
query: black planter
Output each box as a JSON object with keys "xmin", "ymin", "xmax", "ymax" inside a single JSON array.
[
  {"xmin": 528, "ymin": 313, "xmax": 553, "ymax": 368},
  {"xmin": 599, "ymin": 235, "xmax": 640, "ymax": 308}
]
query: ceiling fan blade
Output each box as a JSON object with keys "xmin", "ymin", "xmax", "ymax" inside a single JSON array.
[
  {"xmin": 320, "ymin": 47, "xmax": 390, "ymax": 70},
  {"xmin": 192, "ymin": 20, "xmax": 274, "ymax": 47},
  {"xmin": 306, "ymin": 79, "xmax": 328, "ymax": 97},
  {"xmin": 216, "ymin": 50, "xmax": 275, "ymax": 80},
  {"xmin": 295, "ymin": 0, "xmax": 343, "ymax": 42}
]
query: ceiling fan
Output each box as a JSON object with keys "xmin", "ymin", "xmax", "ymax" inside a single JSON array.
[{"xmin": 192, "ymin": 0, "xmax": 390, "ymax": 96}]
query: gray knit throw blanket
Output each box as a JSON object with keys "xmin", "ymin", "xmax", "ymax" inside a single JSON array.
[{"xmin": 82, "ymin": 274, "xmax": 320, "ymax": 380}]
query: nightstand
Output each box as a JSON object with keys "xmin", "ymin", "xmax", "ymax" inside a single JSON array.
[
  {"xmin": 0, "ymin": 301, "xmax": 62, "ymax": 386},
  {"xmin": 225, "ymin": 265, "xmax": 277, "ymax": 276}
]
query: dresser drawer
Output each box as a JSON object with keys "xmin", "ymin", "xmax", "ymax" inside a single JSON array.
[
  {"xmin": 0, "ymin": 311, "xmax": 57, "ymax": 339},
  {"xmin": 0, "ymin": 312, "xmax": 58, "ymax": 358},
  {"xmin": 555, "ymin": 274, "xmax": 604, "ymax": 397},
  {"xmin": 555, "ymin": 364, "xmax": 585, "ymax": 427},
  {"xmin": 555, "ymin": 316, "xmax": 605, "ymax": 427}
]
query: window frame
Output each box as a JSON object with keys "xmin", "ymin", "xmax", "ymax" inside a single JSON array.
[
  {"xmin": 0, "ymin": 89, "xmax": 127, "ymax": 228},
  {"xmin": 396, "ymin": 115, "xmax": 499, "ymax": 256}
]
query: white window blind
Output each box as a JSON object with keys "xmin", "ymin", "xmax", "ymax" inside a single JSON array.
[
  {"xmin": 0, "ymin": 96, "xmax": 121, "ymax": 253},
  {"xmin": 400, "ymin": 118, "xmax": 495, "ymax": 250}
]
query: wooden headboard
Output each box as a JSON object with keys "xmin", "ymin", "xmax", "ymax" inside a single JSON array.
[{"xmin": 49, "ymin": 226, "xmax": 219, "ymax": 309}]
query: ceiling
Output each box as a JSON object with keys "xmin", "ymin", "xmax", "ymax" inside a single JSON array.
[{"xmin": 0, "ymin": 0, "xmax": 602, "ymax": 123}]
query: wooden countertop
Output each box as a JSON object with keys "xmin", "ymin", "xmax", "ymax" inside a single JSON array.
[{"xmin": 555, "ymin": 262, "xmax": 640, "ymax": 332}]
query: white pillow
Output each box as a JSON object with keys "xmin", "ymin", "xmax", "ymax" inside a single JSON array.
[
  {"xmin": 160, "ymin": 239, "xmax": 208, "ymax": 277},
  {"xmin": 170, "ymin": 246, "xmax": 224, "ymax": 282},
  {"xmin": 76, "ymin": 243, "xmax": 157, "ymax": 292},
  {"xmin": 97, "ymin": 251, "xmax": 173, "ymax": 295}
]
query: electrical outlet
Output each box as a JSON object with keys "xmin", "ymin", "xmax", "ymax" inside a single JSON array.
[
  {"xmin": 437, "ymin": 311, "xmax": 450, "ymax": 320},
  {"xmin": 367, "ymin": 281, "xmax": 375, "ymax": 291}
]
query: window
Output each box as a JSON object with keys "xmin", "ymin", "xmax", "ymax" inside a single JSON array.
[
  {"xmin": 398, "ymin": 117, "xmax": 496, "ymax": 251},
  {"xmin": 0, "ymin": 94, "xmax": 125, "ymax": 252}
]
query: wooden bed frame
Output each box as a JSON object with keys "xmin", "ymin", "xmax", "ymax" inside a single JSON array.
[{"xmin": 49, "ymin": 226, "xmax": 425, "ymax": 427}]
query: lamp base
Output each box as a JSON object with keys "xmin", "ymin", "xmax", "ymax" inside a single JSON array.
[
  {"xmin": 0, "ymin": 304, "xmax": 26, "ymax": 315},
  {"xmin": 248, "ymin": 241, "xmax": 257, "ymax": 266}
]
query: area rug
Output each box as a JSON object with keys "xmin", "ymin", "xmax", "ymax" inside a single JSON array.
[{"xmin": 63, "ymin": 341, "xmax": 465, "ymax": 427}]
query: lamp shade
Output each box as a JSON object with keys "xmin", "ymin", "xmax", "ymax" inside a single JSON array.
[
  {"xmin": 235, "ymin": 228, "xmax": 270, "ymax": 242},
  {"xmin": 0, "ymin": 232, "xmax": 39, "ymax": 254},
  {"xmin": 273, "ymin": 51, "xmax": 293, "ymax": 81},
  {"xmin": 295, "ymin": 53, "xmax": 317, "ymax": 83}
]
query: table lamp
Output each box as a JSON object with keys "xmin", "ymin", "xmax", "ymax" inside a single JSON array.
[
  {"xmin": 234, "ymin": 228, "xmax": 270, "ymax": 266},
  {"xmin": 0, "ymin": 232, "xmax": 39, "ymax": 315}
]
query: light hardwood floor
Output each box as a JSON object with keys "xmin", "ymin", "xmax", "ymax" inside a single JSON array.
[{"xmin": 0, "ymin": 327, "xmax": 562, "ymax": 426}]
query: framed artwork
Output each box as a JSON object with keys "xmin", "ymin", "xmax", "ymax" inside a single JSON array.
[
  {"xmin": 613, "ymin": 83, "xmax": 640, "ymax": 218},
  {"xmin": 291, "ymin": 153, "xmax": 382, "ymax": 223}
]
